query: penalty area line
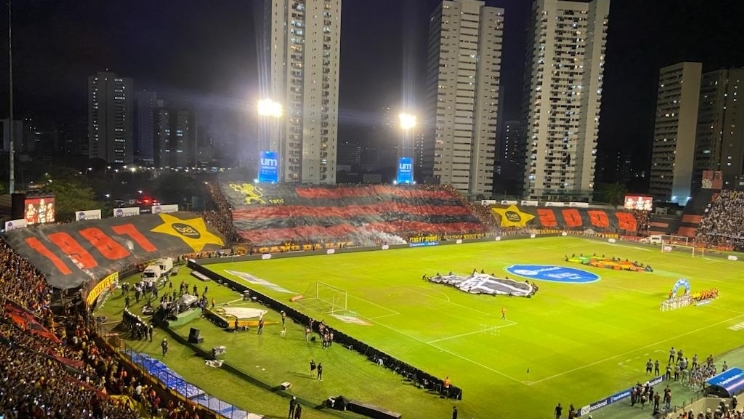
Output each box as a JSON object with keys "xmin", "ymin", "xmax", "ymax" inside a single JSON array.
[
  {"xmin": 426, "ymin": 321, "xmax": 517, "ymax": 344},
  {"xmin": 358, "ymin": 314, "xmax": 526, "ymax": 386},
  {"xmin": 527, "ymin": 313, "xmax": 744, "ymax": 386}
]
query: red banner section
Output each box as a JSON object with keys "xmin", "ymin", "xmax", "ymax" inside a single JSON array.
[
  {"xmin": 491, "ymin": 205, "xmax": 637, "ymax": 232},
  {"xmin": 3, "ymin": 212, "xmax": 225, "ymax": 290}
]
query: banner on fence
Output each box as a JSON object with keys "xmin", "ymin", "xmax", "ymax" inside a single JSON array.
[
  {"xmin": 113, "ymin": 207, "xmax": 140, "ymax": 217},
  {"xmin": 76, "ymin": 209, "xmax": 102, "ymax": 221},
  {"xmin": 491, "ymin": 205, "xmax": 637, "ymax": 232}
]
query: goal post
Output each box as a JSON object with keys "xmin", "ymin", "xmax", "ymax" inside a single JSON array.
[
  {"xmin": 661, "ymin": 241, "xmax": 704, "ymax": 258},
  {"xmin": 316, "ymin": 281, "xmax": 348, "ymax": 314},
  {"xmin": 299, "ymin": 281, "xmax": 349, "ymax": 315}
]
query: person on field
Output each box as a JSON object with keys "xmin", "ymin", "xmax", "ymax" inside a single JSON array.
[
  {"xmin": 317, "ymin": 363, "xmax": 323, "ymax": 381},
  {"xmin": 645, "ymin": 359, "xmax": 653, "ymax": 375},
  {"xmin": 288, "ymin": 396, "xmax": 297, "ymax": 419},
  {"xmin": 310, "ymin": 359, "xmax": 316, "ymax": 377},
  {"xmin": 501, "ymin": 306, "xmax": 507, "ymax": 320},
  {"xmin": 161, "ymin": 338, "xmax": 168, "ymax": 356},
  {"xmin": 554, "ymin": 402, "xmax": 562, "ymax": 419},
  {"xmin": 452, "ymin": 406, "xmax": 458, "ymax": 419}
]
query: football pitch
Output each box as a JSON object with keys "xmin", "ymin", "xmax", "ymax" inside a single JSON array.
[{"xmin": 203, "ymin": 236, "xmax": 744, "ymax": 418}]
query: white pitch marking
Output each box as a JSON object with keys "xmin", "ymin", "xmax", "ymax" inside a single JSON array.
[
  {"xmin": 404, "ymin": 286, "xmax": 501, "ymax": 318},
  {"xmin": 367, "ymin": 313, "xmax": 400, "ymax": 320},
  {"xmin": 357, "ymin": 314, "xmax": 526, "ymax": 385},
  {"xmin": 426, "ymin": 322, "xmax": 517, "ymax": 344},
  {"xmin": 528, "ymin": 313, "xmax": 744, "ymax": 385}
]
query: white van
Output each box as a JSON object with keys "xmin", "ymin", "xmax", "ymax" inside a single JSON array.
[
  {"xmin": 648, "ymin": 235, "xmax": 663, "ymax": 245},
  {"xmin": 155, "ymin": 257, "xmax": 174, "ymax": 275},
  {"xmin": 142, "ymin": 265, "xmax": 163, "ymax": 281}
]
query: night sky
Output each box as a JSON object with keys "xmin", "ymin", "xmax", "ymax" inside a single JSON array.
[{"xmin": 0, "ymin": 0, "xmax": 743, "ymax": 175}]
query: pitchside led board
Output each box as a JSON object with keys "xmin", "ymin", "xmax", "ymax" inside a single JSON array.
[
  {"xmin": 397, "ymin": 157, "xmax": 413, "ymax": 185},
  {"xmin": 623, "ymin": 195, "xmax": 653, "ymax": 211},
  {"xmin": 258, "ymin": 151, "xmax": 279, "ymax": 183}
]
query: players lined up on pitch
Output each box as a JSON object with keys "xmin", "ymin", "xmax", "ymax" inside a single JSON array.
[{"xmin": 645, "ymin": 348, "xmax": 728, "ymax": 390}]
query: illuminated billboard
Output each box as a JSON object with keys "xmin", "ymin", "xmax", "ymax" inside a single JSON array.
[
  {"xmin": 623, "ymin": 195, "xmax": 653, "ymax": 211},
  {"xmin": 396, "ymin": 157, "xmax": 413, "ymax": 184},
  {"xmin": 258, "ymin": 151, "xmax": 279, "ymax": 183},
  {"xmin": 24, "ymin": 197, "xmax": 56, "ymax": 225}
]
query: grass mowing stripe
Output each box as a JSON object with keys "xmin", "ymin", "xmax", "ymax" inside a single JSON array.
[{"xmin": 528, "ymin": 312, "xmax": 744, "ymax": 385}]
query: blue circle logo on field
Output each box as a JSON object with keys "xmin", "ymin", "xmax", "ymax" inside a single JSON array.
[{"xmin": 506, "ymin": 265, "xmax": 599, "ymax": 284}]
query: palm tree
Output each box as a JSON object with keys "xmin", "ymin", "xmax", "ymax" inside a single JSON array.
[{"xmin": 597, "ymin": 183, "xmax": 627, "ymax": 208}]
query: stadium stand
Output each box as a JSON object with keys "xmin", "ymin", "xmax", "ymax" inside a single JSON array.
[
  {"xmin": 216, "ymin": 179, "xmax": 488, "ymax": 248},
  {"xmin": 676, "ymin": 189, "xmax": 717, "ymax": 238},
  {"xmin": 204, "ymin": 182, "xmax": 238, "ymax": 243},
  {"xmin": 0, "ymin": 234, "xmax": 222, "ymax": 418},
  {"xmin": 696, "ymin": 190, "xmax": 744, "ymax": 251}
]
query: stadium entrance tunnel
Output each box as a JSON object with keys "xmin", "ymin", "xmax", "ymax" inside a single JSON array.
[{"xmin": 705, "ymin": 367, "xmax": 744, "ymax": 398}]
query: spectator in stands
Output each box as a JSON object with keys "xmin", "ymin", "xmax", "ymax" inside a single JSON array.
[{"xmin": 697, "ymin": 190, "xmax": 744, "ymax": 251}]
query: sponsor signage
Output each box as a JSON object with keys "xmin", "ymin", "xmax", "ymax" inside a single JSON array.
[
  {"xmin": 396, "ymin": 157, "xmax": 414, "ymax": 184},
  {"xmin": 258, "ymin": 151, "xmax": 279, "ymax": 183},
  {"xmin": 152, "ymin": 204, "xmax": 178, "ymax": 214},
  {"xmin": 520, "ymin": 200, "xmax": 538, "ymax": 206},
  {"xmin": 481, "ymin": 200, "xmax": 497, "ymax": 205},
  {"xmin": 4, "ymin": 219, "xmax": 27, "ymax": 231},
  {"xmin": 706, "ymin": 367, "xmax": 744, "ymax": 397},
  {"xmin": 581, "ymin": 375, "xmax": 665, "ymax": 416},
  {"xmin": 85, "ymin": 272, "xmax": 119, "ymax": 307},
  {"xmin": 4, "ymin": 212, "xmax": 225, "ymax": 290},
  {"xmin": 545, "ymin": 202, "xmax": 566, "ymax": 207},
  {"xmin": 113, "ymin": 207, "xmax": 140, "ymax": 217},
  {"xmin": 491, "ymin": 205, "xmax": 638, "ymax": 232},
  {"xmin": 569, "ymin": 202, "xmax": 589, "ymax": 208},
  {"xmin": 501, "ymin": 200, "xmax": 518, "ymax": 205},
  {"xmin": 76, "ymin": 209, "xmax": 102, "ymax": 221},
  {"xmin": 624, "ymin": 195, "xmax": 653, "ymax": 211},
  {"xmin": 251, "ymin": 240, "xmax": 354, "ymax": 255},
  {"xmin": 505, "ymin": 264, "xmax": 600, "ymax": 283},
  {"xmin": 410, "ymin": 241, "xmax": 439, "ymax": 248}
]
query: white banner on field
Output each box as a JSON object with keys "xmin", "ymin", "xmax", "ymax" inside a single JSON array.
[
  {"xmin": 152, "ymin": 204, "xmax": 178, "ymax": 214},
  {"xmin": 521, "ymin": 200, "xmax": 538, "ymax": 206},
  {"xmin": 113, "ymin": 207, "xmax": 140, "ymax": 217},
  {"xmin": 4, "ymin": 219, "xmax": 27, "ymax": 231},
  {"xmin": 76, "ymin": 209, "xmax": 102, "ymax": 221}
]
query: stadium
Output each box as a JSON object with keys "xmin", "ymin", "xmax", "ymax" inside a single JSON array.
[{"xmin": 1, "ymin": 177, "xmax": 743, "ymax": 419}]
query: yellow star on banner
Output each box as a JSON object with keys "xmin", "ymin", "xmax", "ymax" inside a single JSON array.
[
  {"xmin": 491, "ymin": 205, "xmax": 535, "ymax": 228},
  {"xmin": 151, "ymin": 213, "xmax": 224, "ymax": 252}
]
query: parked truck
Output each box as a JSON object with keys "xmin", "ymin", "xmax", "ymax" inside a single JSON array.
[{"xmin": 155, "ymin": 257, "xmax": 174, "ymax": 276}]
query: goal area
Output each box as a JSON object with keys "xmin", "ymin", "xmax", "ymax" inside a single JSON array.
[
  {"xmin": 297, "ymin": 281, "xmax": 350, "ymax": 315},
  {"xmin": 660, "ymin": 240, "xmax": 707, "ymax": 258}
]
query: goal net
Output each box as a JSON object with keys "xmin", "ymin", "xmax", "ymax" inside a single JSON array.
[
  {"xmin": 298, "ymin": 281, "xmax": 349, "ymax": 315},
  {"xmin": 661, "ymin": 241, "xmax": 706, "ymax": 258}
]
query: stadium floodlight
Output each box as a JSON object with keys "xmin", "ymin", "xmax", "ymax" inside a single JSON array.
[
  {"xmin": 399, "ymin": 113, "xmax": 417, "ymax": 131},
  {"xmin": 257, "ymin": 98, "xmax": 283, "ymax": 118}
]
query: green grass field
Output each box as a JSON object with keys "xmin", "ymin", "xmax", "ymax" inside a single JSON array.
[
  {"xmin": 98, "ymin": 237, "xmax": 744, "ymax": 419},
  {"xmin": 206, "ymin": 237, "xmax": 744, "ymax": 418}
]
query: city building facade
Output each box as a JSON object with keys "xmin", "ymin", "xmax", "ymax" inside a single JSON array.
[
  {"xmin": 424, "ymin": 0, "xmax": 503, "ymax": 197},
  {"xmin": 649, "ymin": 62, "xmax": 702, "ymax": 203},
  {"xmin": 267, "ymin": 0, "xmax": 341, "ymax": 184},
  {"xmin": 87, "ymin": 72, "xmax": 134, "ymax": 164},
  {"xmin": 521, "ymin": 0, "xmax": 610, "ymax": 200},
  {"xmin": 693, "ymin": 68, "xmax": 744, "ymax": 190}
]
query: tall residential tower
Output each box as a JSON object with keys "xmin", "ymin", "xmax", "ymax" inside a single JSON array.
[
  {"xmin": 424, "ymin": 0, "xmax": 504, "ymax": 197},
  {"xmin": 88, "ymin": 72, "xmax": 134, "ymax": 164},
  {"xmin": 267, "ymin": 0, "xmax": 341, "ymax": 184},
  {"xmin": 522, "ymin": 0, "xmax": 610, "ymax": 200},
  {"xmin": 649, "ymin": 62, "xmax": 702, "ymax": 202},
  {"xmin": 693, "ymin": 68, "xmax": 744, "ymax": 190}
]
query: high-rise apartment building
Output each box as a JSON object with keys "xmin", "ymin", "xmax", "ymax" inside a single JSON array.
[
  {"xmin": 522, "ymin": 0, "xmax": 610, "ymax": 200},
  {"xmin": 693, "ymin": 68, "xmax": 744, "ymax": 189},
  {"xmin": 494, "ymin": 120, "xmax": 523, "ymax": 196},
  {"xmin": 134, "ymin": 91, "xmax": 157, "ymax": 164},
  {"xmin": 649, "ymin": 62, "xmax": 702, "ymax": 203},
  {"xmin": 153, "ymin": 102, "xmax": 196, "ymax": 168},
  {"xmin": 267, "ymin": 0, "xmax": 341, "ymax": 184},
  {"xmin": 88, "ymin": 72, "xmax": 134, "ymax": 164},
  {"xmin": 424, "ymin": 0, "xmax": 503, "ymax": 196}
]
